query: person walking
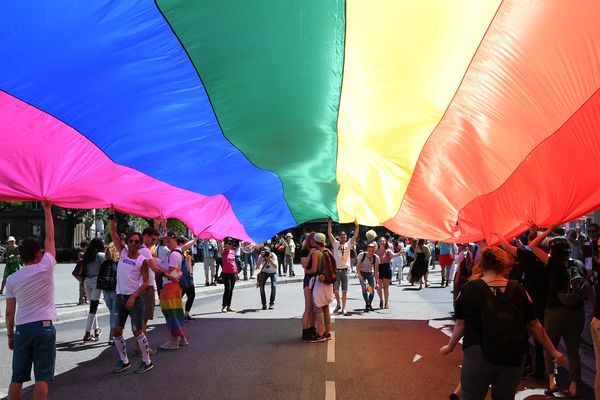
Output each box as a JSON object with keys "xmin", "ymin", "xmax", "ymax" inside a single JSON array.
[
  {"xmin": 327, "ymin": 219, "xmax": 359, "ymax": 315},
  {"xmin": 437, "ymin": 242, "xmax": 455, "ymax": 287},
  {"xmin": 357, "ymin": 241, "xmax": 380, "ymax": 312},
  {"xmin": 81, "ymin": 238, "xmax": 106, "ymax": 342},
  {"xmin": 4, "ymin": 200, "xmax": 56, "ymax": 400},
  {"xmin": 529, "ymin": 227, "xmax": 591, "ymax": 397},
  {"xmin": 256, "ymin": 246, "xmax": 277, "ymax": 309},
  {"xmin": 1, "ymin": 236, "xmax": 21, "ymax": 295},
  {"xmin": 97, "ymin": 242, "xmax": 119, "ymax": 345},
  {"xmin": 220, "ymin": 237, "xmax": 238, "ymax": 312},
  {"xmin": 108, "ymin": 212, "xmax": 154, "ymax": 374},
  {"xmin": 440, "ymin": 246, "xmax": 565, "ymax": 400},
  {"xmin": 375, "ymin": 236, "xmax": 399, "ymax": 308}
]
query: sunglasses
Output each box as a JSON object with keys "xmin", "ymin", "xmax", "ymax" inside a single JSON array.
[{"xmin": 128, "ymin": 239, "xmax": 141, "ymax": 244}]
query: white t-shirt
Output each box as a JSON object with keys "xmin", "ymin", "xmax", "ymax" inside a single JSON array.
[
  {"xmin": 139, "ymin": 246, "xmax": 155, "ymax": 287},
  {"xmin": 116, "ymin": 249, "xmax": 147, "ymax": 295},
  {"xmin": 155, "ymin": 245, "xmax": 170, "ymax": 268},
  {"xmin": 257, "ymin": 253, "xmax": 278, "ymax": 274},
  {"xmin": 331, "ymin": 238, "xmax": 355, "ymax": 270},
  {"xmin": 5, "ymin": 252, "xmax": 58, "ymax": 325},
  {"xmin": 163, "ymin": 247, "xmax": 183, "ymax": 286}
]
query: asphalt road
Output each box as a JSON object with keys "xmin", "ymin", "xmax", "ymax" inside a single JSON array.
[{"xmin": 0, "ymin": 270, "xmax": 595, "ymax": 399}]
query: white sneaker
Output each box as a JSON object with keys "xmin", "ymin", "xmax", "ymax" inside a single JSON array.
[
  {"xmin": 342, "ymin": 309, "xmax": 348, "ymax": 315},
  {"xmin": 221, "ymin": 307, "xmax": 227, "ymax": 313}
]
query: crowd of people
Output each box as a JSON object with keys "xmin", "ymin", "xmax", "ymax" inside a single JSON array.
[{"xmin": 3, "ymin": 205, "xmax": 600, "ymax": 400}]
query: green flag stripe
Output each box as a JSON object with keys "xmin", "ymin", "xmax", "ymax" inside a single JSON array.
[{"xmin": 156, "ymin": 0, "xmax": 344, "ymax": 223}]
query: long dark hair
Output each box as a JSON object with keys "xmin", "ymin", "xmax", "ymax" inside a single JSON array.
[{"xmin": 83, "ymin": 238, "xmax": 105, "ymax": 264}]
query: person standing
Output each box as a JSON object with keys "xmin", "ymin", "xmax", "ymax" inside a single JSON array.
[
  {"xmin": 108, "ymin": 212, "xmax": 153, "ymax": 374},
  {"xmin": 307, "ymin": 233, "xmax": 335, "ymax": 343},
  {"xmin": 437, "ymin": 242, "xmax": 454, "ymax": 287},
  {"xmin": 220, "ymin": 237, "xmax": 238, "ymax": 312},
  {"xmin": 284, "ymin": 233, "xmax": 296, "ymax": 277},
  {"xmin": 1, "ymin": 236, "xmax": 21, "ymax": 295},
  {"xmin": 202, "ymin": 238, "xmax": 218, "ymax": 286},
  {"xmin": 327, "ymin": 220, "xmax": 359, "ymax": 315},
  {"xmin": 5, "ymin": 200, "xmax": 56, "ymax": 400},
  {"xmin": 77, "ymin": 240, "xmax": 89, "ymax": 305},
  {"xmin": 256, "ymin": 246, "xmax": 278, "ymax": 309},
  {"xmin": 158, "ymin": 232, "xmax": 189, "ymax": 350}
]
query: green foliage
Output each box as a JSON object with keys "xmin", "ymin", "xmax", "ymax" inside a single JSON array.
[{"xmin": 167, "ymin": 218, "xmax": 188, "ymax": 236}]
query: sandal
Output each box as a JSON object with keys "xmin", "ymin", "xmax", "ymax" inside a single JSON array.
[{"xmin": 562, "ymin": 389, "xmax": 579, "ymax": 398}]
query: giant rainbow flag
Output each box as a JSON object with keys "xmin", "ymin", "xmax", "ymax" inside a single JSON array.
[{"xmin": 1, "ymin": 0, "xmax": 599, "ymax": 243}]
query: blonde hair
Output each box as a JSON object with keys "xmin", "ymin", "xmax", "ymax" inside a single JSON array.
[{"xmin": 105, "ymin": 242, "xmax": 120, "ymax": 262}]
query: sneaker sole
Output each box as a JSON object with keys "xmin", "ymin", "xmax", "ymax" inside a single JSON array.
[
  {"xmin": 113, "ymin": 364, "xmax": 132, "ymax": 374},
  {"xmin": 135, "ymin": 364, "xmax": 154, "ymax": 374}
]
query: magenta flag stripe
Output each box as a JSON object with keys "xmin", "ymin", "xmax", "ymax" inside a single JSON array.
[{"xmin": 0, "ymin": 91, "xmax": 250, "ymax": 241}]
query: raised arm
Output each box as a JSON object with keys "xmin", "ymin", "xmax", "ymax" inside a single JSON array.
[
  {"xmin": 41, "ymin": 200, "xmax": 55, "ymax": 258},
  {"xmin": 327, "ymin": 219, "xmax": 335, "ymax": 243},
  {"xmin": 108, "ymin": 207, "xmax": 124, "ymax": 253},
  {"xmin": 181, "ymin": 236, "xmax": 199, "ymax": 252},
  {"xmin": 351, "ymin": 221, "xmax": 360, "ymax": 244},
  {"xmin": 495, "ymin": 234, "xmax": 517, "ymax": 257},
  {"xmin": 529, "ymin": 226, "xmax": 556, "ymax": 265}
]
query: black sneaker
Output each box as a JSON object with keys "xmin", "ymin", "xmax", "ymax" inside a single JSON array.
[
  {"xmin": 262, "ymin": 305, "xmax": 267, "ymax": 310},
  {"xmin": 268, "ymin": 304, "xmax": 274, "ymax": 310},
  {"xmin": 112, "ymin": 361, "xmax": 132, "ymax": 374},
  {"xmin": 135, "ymin": 361, "xmax": 154, "ymax": 374},
  {"xmin": 310, "ymin": 335, "xmax": 327, "ymax": 343}
]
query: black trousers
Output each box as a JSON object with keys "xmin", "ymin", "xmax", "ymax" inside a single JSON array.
[
  {"xmin": 181, "ymin": 285, "xmax": 195, "ymax": 312},
  {"xmin": 221, "ymin": 273, "xmax": 236, "ymax": 307}
]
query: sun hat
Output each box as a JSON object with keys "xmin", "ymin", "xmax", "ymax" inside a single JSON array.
[
  {"xmin": 285, "ymin": 233, "xmax": 293, "ymax": 238},
  {"xmin": 365, "ymin": 230, "xmax": 377, "ymax": 242}
]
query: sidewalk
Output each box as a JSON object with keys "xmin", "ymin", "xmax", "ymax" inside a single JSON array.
[{"xmin": 0, "ymin": 262, "xmax": 304, "ymax": 329}]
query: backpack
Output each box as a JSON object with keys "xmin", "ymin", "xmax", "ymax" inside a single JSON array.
[
  {"xmin": 474, "ymin": 279, "xmax": 529, "ymax": 366},
  {"xmin": 317, "ymin": 249, "xmax": 337, "ymax": 284},
  {"xmin": 96, "ymin": 259, "xmax": 118, "ymax": 291},
  {"xmin": 558, "ymin": 259, "xmax": 587, "ymax": 307},
  {"xmin": 172, "ymin": 249, "xmax": 194, "ymax": 290},
  {"xmin": 71, "ymin": 257, "xmax": 85, "ymax": 282}
]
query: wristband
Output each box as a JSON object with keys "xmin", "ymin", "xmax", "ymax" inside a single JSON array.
[{"xmin": 108, "ymin": 214, "xmax": 115, "ymax": 221}]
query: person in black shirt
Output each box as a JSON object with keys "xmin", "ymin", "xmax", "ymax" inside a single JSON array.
[
  {"xmin": 441, "ymin": 246, "xmax": 564, "ymax": 400},
  {"xmin": 529, "ymin": 226, "xmax": 592, "ymax": 398},
  {"xmin": 496, "ymin": 232, "xmax": 550, "ymax": 379}
]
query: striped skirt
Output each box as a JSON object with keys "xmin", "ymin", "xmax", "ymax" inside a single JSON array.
[{"xmin": 160, "ymin": 283, "xmax": 185, "ymax": 337}]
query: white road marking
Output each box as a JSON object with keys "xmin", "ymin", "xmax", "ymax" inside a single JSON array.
[
  {"xmin": 327, "ymin": 331, "xmax": 335, "ymax": 363},
  {"xmin": 325, "ymin": 381, "xmax": 336, "ymax": 400},
  {"xmin": 413, "ymin": 354, "xmax": 422, "ymax": 363}
]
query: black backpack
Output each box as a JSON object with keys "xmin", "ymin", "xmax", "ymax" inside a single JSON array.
[
  {"xmin": 474, "ymin": 279, "xmax": 529, "ymax": 366},
  {"xmin": 558, "ymin": 259, "xmax": 587, "ymax": 307},
  {"xmin": 96, "ymin": 259, "xmax": 118, "ymax": 291}
]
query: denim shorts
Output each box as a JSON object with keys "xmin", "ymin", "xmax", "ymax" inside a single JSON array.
[
  {"xmin": 334, "ymin": 269, "xmax": 349, "ymax": 292},
  {"xmin": 114, "ymin": 294, "xmax": 144, "ymax": 332},
  {"xmin": 12, "ymin": 321, "xmax": 56, "ymax": 383}
]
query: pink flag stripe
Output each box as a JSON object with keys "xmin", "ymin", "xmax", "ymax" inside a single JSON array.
[{"xmin": 0, "ymin": 91, "xmax": 250, "ymax": 241}]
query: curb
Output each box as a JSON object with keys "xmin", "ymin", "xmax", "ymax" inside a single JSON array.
[{"xmin": 0, "ymin": 277, "xmax": 303, "ymax": 330}]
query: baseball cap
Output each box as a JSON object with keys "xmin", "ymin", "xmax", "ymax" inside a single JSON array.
[
  {"xmin": 367, "ymin": 241, "xmax": 377, "ymax": 248},
  {"xmin": 164, "ymin": 231, "xmax": 177, "ymax": 240},
  {"xmin": 313, "ymin": 232, "xmax": 326, "ymax": 245},
  {"xmin": 285, "ymin": 233, "xmax": 293, "ymax": 238},
  {"xmin": 7, "ymin": 236, "xmax": 16, "ymax": 242}
]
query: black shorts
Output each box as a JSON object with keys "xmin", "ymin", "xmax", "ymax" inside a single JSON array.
[
  {"xmin": 303, "ymin": 274, "xmax": 314, "ymax": 288},
  {"xmin": 378, "ymin": 263, "xmax": 392, "ymax": 280}
]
